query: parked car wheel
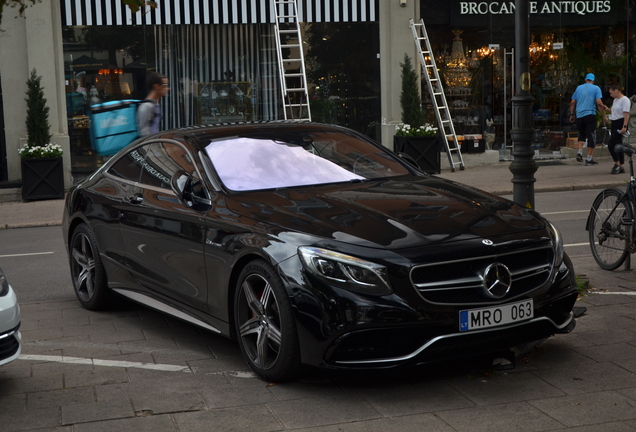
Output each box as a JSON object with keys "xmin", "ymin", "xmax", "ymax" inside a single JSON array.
[
  {"xmin": 234, "ymin": 259, "xmax": 301, "ymax": 382},
  {"xmin": 70, "ymin": 224, "xmax": 110, "ymax": 310}
]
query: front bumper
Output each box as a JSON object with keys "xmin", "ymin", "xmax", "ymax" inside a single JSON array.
[
  {"xmin": 282, "ymin": 250, "xmax": 578, "ymax": 370},
  {"xmin": 0, "ymin": 285, "xmax": 21, "ymax": 366}
]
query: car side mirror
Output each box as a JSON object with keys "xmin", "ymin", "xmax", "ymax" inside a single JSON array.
[
  {"xmin": 397, "ymin": 152, "xmax": 420, "ymax": 169},
  {"xmin": 171, "ymin": 169, "xmax": 193, "ymax": 205}
]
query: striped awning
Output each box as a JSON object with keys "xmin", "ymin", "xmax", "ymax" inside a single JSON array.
[{"xmin": 62, "ymin": 0, "xmax": 379, "ymax": 26}]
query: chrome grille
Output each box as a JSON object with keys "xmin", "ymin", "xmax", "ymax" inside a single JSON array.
[{"xmin": 410, "ymin": 247, "xmax": 554, "ymax": 305}]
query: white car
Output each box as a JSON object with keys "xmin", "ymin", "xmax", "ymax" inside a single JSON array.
[{"xmin": 0, "ymin": 267, "xmax": 21, "ymax": 366}]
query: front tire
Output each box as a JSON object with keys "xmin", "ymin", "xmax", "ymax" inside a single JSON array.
[
  {"xmin": 69, "ymin": 223, "xmax": 111, "ymax": 310},
  {"xmin": 234, "ymin": 259, "xmax": 301, "ymax": 382},
  {"xmin": 588, "ymin": 189, "xmax": 632, "ymax": 270}
]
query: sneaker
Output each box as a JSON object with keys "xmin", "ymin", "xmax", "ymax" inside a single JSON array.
[
  {"xmin": 611, "ymin": 165, "xmax": 621, "ymax": 174},
  {"xmin": 618, "ymin": 166, "xmax": 626, "ymax": 174},
  {"xmin": 576, "ymin": 154, "xmax": 583, "ymax": 162},
  {"xmin": 585, "ymin": 159, "xmax": 599, "ymax": 166}
]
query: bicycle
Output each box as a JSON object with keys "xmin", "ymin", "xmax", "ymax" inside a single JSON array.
[{"xmin": 587, "ymin": 143, "xmax": 636, "ymax": 270}]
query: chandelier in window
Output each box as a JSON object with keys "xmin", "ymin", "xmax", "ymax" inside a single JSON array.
[{"xmin": 444, "ymin": 29, "xmax": 472, "ymax": 95}]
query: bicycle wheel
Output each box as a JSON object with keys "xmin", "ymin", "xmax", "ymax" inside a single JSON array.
[{"xmin": 588, "ymin": 188, "xmax": 632, "ymax": 270}]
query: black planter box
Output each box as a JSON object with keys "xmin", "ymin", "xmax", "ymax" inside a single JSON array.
[
  {"xmin": 460, "ymin": 138, "xmax": 486, "ymax": 153},
  {"xmin": 393, "ymin": 136, "xmax": 441, "ymax": 174},
  {"xmin": 21, "ymin": 157, "xmax": 64, "ymax": 201}
]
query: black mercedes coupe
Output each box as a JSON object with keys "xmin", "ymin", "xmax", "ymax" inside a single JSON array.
[{"xmin": 62, "ymin": 122, "xmax": 578, "ymax": 382}]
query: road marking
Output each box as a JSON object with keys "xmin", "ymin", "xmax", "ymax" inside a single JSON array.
[
  {"xmin": 542, "ymin": 210, "xmax": 589, "ymax": 215},
  {"xmin": 565, "ymin": 242, "xmax": 589, "ymax": 248},
  {"xmin": 18, "ymin": 354, "xmax": 192, "ymax": 372},
  {"xmin": 0, "ymin": 252, "xmax": 54, "ymax": 258},
  {"xmin": 594, "ymin": 292, "xmax": 636, "ymax": 296}
]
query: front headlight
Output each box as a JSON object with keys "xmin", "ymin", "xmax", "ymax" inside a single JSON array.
[
  {"xmin": 298, "ymin": 246, "xmax": 393, "ymax": 295},
  {"xmin": 547, "ymin": 220, "xmax": 564, "ymax": 266},
  {"xmin": 0, "ymin": 268, "xmax": 9, "ymax": 297}
]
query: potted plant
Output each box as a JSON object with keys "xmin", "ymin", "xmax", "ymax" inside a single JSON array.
[
  {"xmin": 20, "ymin": 69, "xmax": 64, "ymax": 201},
  {"xmin": 394, "ymin": 54, "xmax": 440, "ymax": 173}
]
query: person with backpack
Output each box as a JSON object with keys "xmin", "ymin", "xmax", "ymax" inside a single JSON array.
[{"xmin": 137, "ymin": 72, "xmax": 170, "ymax": 137}]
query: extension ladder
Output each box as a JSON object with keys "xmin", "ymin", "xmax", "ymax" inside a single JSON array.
[
  {"xmin": 409, "ymin": 18, "xmax": 464, "ymax": 171},
  {"xmin": 272, "ymin": 0, "xmax": 311, "ymax": 121}
]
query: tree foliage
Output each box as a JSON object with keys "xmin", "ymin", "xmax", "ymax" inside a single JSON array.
[
  {"xmin": 25, "ymin": 68, "xmax": 51, "ymax": 147},
  {"xmin": 400, "ymin": 54, "xmax": 424, "ymax": 128}
]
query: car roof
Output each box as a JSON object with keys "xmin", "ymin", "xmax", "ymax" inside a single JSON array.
[{"xmin": 144, "ymin": 121, "xmax": 364, "ymax": 150}]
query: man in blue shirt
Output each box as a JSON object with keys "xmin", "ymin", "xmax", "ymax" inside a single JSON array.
[{"xmin": 569, "ymin": 73, "xmax": 608, "ymax": 165}]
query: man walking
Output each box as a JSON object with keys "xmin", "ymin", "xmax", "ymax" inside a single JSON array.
[
  {"xmin": 137, "ymin": 72, "xmax": 170, "ymax": 137},
  {"xmin": 569, "ymin": 73, "xmax": 608, "ymax": 165},
  {"xmin": 604, "ymin": 84, "xmax": 631, "ymax": 174}
]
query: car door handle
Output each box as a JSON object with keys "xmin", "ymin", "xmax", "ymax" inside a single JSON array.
[{"xmin": 128, "ymin": 193, "xmax": 143, "ymax": 205}]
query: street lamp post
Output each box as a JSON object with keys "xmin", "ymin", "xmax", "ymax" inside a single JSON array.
[{"xmin": 509, "ymin": 0, "xmax": 537, "ymax": 209}]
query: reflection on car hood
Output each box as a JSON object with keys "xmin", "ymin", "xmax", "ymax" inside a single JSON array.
[{"xmin": 225, "ymin": 176, "xmax": 544, "ymax": 249}]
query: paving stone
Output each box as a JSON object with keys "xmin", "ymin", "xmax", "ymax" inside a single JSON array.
[
  {"xmin": 550, "ymin": 424, "xmax": 635, "ymax": 432},
  {"xmin": 186, "ymin": 355, "xmax": 252, "ymax": 374},
  {"xmin": 95, "ymin": 380, "xmax": 164, "ymax": 402},
  {"xmin": 131, "ymin": 391, "xmax": 206, "ymax": 414},
  {"xmin": 1, "ymin": 374, "xmax": 64, "ymax": 395},
  {"xmin": 151, "ymin": 347, "xmax": 215, "ymax": 365},
  {"xmin": 0, "ymin": 360, "xmax": 33, "ymax": 381},
  {"xmin": 21, "ymin": 308, "xmax": 64, "ymax": 321},
  {"xmin": 151, "ymin": 369, "xmax": 231, "ymax": 393},
  {"xmin": 28, "ymin": 386, "xmax": 95, "ymax": 410},
  {"xmin": 529, "ymin": 390, "xmax": 636, "ymax": 427},
  {"xmin": 20, "ymin": 343, "xmax": 64, "ymax": 356},
  {"xmin": 0, "ymin": 406, "xmax": 62, "ymax": 431},
  {"xmin": 73, "ymin": 414, "xmax": 178, "ymax": 432},
  {"xmin": 267, "ymin": 379, "xmax": 345, "ymax": 401},
  {"xmin": 268, "ymin": 394, "xmax": 381, "ymax": 429},
  {"xmin": 39, "ymin": 315, "xmax": 91, "ymax": 329},
  {"xmin": 64, "ymin": 368, "xmax": 129, "ymax": 388},
  {"xmin": 293, "ymin": 413, "xmax": 458, "ymax": 432},
  {"xmin": 575, "ymin": 342, "xmax": 636, "ymax": 362},
  {"xmin": 61, "ymin": 399, "xmax": 134, "ymax": 425},
  {"xmin": 449, "ymin": 370, "xmax": 565, "ymax": 406},
  {"xmin": 436, "ymin": 401, "xmax": 564, "ymax": 432},
  {"xmin": 173, "ymin": 404, "xmax": 282, "ymax": 432},
  {"xmin": 200, "ymin": 385, "xmax": 276, "ymax": 408},
  {"xmin": 575, "ymin": 328, "xmax": 636, "ymax": 346},
  {"xmin": 32, "ymin": 360, "xmax": 96, "ymax": 376},
  {"xmin": 61, "ymin": 343, "xmax": 123, "ymax": 359},
  {"xmin": 21, "ymin": 327, "xmax": 65, "ymax": 341},
  {"xmin": 118, "ymin": 338, "xmax": 180, "ymax": 355},
  {"xmin": 357, "ymin": 380, "xmax": 474, "ymax": 416},
  {"xmin": 531, "ymin": 361, "xmax": 636, "ymax": 395},
  {"xmin": 0, "ymin": 392, "xmax": 27, "ymax": 411}
]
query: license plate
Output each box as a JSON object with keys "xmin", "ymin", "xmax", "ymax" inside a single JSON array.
[{"xmin": 459, "ymin": 299, "xmax": 533, "ymax": 332}]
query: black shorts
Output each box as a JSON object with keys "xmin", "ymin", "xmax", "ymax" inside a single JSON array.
[{"xmin": 576, "ymin": 114, "xmax": 597, "ymax": 148}]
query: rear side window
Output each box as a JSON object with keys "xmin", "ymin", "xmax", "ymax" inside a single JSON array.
[
  {"xmin": 107, "ymin": 147, "xmax": 147, "ymax": 182},
  {"xmin": 138, "ymin": 142, "xmax": 197, "ymax": 189}
]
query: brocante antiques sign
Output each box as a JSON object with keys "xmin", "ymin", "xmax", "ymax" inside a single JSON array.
[{"xmin": 449, "ymin": 0, "xmax": 623, "ymax": 26}]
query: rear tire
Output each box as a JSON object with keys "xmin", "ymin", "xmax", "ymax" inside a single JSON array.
[
  {"xmin": 588, "ymin": 189, "xmax": 632, "ymax": 270},
  {"xmin": 69, "ymin": 224, "xmax": 111, "ymax": 310},
  {"xmin": 234, "ymin": 259, "xmax": 302, "ymax": 382}
]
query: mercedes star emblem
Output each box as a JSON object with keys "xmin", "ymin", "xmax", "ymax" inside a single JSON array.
[{"xmin": 480, "ymin": 263, "xmax": 512, "ymax": 299}]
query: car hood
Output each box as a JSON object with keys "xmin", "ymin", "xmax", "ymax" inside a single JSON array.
[{"xmin": 225, "ymin": 176, "xmax": 545, "ymax": 249}]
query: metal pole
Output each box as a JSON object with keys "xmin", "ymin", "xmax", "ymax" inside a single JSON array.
[{"xmin": 509, "ymin": 0, "xmax": 537, "ymax": 209}]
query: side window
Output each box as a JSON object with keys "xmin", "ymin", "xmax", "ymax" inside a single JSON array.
[
  {"xmin": 138, "ymin": 142, "xmax": 198, "ymax": 190},
  {"xmin": 107, "ymin": 146, "xmax": 147, "ymax": 182}
]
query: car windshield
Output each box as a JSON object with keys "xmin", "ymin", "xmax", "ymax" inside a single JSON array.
[{"xmin": 204, "ymin": 130, "xmax": 411, "ymax": 191}]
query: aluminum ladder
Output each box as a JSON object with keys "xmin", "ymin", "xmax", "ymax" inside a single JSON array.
[
  {"xmin": 409, "ymin": 18, "xmax": 464, "ymax": 171},
  {"xmin": 272, "ymin": 0, "xmax": 311, "ymax": 121}
]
